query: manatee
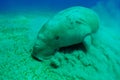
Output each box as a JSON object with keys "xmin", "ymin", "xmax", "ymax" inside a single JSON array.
[{"xmin": 32, "ymin": 6, "xmax": 99, "ymax": 61}]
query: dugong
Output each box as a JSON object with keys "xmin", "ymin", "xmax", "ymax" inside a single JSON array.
[{"xmin": 32, "ymin": 6, "xmax": 99, "ymax": 61}]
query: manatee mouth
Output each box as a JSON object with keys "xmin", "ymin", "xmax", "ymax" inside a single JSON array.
[
  {"xmin": 31, "ymin": 46, "xmax": 42, "ymax": 61},
  {"xmin": 58, "ymin": 42, "xmax": 87, "ymax": 53},
  {"xmin": 32, "ymin": 54, "xmax": 42, "ymax": 61}
]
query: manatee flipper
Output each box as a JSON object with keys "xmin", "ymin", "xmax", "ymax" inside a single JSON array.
[{"xmin": 83, "ymin": 35, "xmax": 92, "ymax": 51}]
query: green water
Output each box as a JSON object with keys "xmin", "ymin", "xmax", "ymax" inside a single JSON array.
[{"xmin": 0, "ymin": 2, "xmax": 120, "ymax": 80}]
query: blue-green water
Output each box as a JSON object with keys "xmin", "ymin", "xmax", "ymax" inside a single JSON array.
[
  {"xmin": 0, "ymin": 0, "xmax": 120, "ymax": 80},
  {"xmin": 0, "ymin": 0, "xmax": 99, "ymax": 12}
]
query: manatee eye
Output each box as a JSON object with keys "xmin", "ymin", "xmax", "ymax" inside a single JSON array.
[
  {"xmin": 55, "ymin": 36, "xmax": 59, "ymax": 40},
  {"xmin": 75, "ymin": 20, "xmax": 82, "ymax": 24}
]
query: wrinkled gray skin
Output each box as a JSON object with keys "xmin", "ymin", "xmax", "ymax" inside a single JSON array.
[{"xmin": 32, "ymin": 6, "xmax": 99, "ymax": 61}]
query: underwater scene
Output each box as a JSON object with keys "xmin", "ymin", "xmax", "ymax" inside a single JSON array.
[{"xmin": 0, "ymin": 0, "xmax": 120, "ymax": 80}]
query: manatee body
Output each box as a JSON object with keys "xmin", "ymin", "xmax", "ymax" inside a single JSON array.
[{"xmin": 32, "ymin": 6, "xmax": 99, "ymax": 61}]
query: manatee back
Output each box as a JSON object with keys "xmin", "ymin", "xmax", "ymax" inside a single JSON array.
[{"xmin": 51, "ymin": 6, "xmax": 99, "ymax": 33}]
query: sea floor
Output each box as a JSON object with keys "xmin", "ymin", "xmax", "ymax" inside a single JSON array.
[{"xmin": 0, "ymin": 4, "xmax": 120, "ymax": 80}]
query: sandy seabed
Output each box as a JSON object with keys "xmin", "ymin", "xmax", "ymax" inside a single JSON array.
[{"xmin": 0, "ymin": 3, "xmax": 120, "ymax": 80}]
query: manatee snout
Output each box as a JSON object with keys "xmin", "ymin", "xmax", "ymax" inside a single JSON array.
[
  {"xmin": 32, "ymin": 39, "xmax": 56, "ymax": 60},
  {"xmin": 32, "ymin": 46, "xmax": 55, "ymax": 61}
]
